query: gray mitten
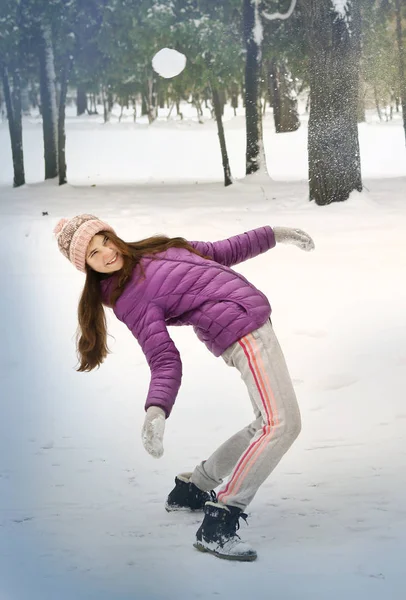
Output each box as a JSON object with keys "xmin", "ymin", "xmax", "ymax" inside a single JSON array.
[
  {"xmin": 273, "ymin": 227, "xmax": 315, "ymax": 252},
  {"xmin": 141, "ymin": 406, "xmax": 166, "ymax": 458}
]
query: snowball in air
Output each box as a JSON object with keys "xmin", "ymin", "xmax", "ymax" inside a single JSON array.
[{"xmin": 152, "ymin": 48, "xmax": 187, "ymax": 79}]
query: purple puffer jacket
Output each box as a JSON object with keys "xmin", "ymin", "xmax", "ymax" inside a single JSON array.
[{"xmin": 100, "ymin": 227, "xmax": 276, "ymax": 417}]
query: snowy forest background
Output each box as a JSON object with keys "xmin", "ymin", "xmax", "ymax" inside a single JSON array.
[{"xmin": 1, "ymin": 0, "xmax": 406, "ymax": 204}]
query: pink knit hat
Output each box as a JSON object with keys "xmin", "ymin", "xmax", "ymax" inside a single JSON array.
[{"xmin": 54, "ymin": 214, "xmax": 116, "ymax": 272}]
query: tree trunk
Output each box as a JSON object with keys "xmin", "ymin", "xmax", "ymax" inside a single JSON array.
[
  {"xmin": 269, "ymin": 59, "xmax": 281, "ymax": 129},
  {"xmin": 76, "ymin": 84, "xmax": 87, "ymax": 115},
  {"xmin": 107, "ymin": 89, "xmax": 114, "ymax": 112},
  {"xmin": 89, "ymin": 93, "xmax": 98, "ymax": 115},
  {"xmin": 132, "ymin": 97, "xmax": 137, "ymax": 122},
  {"xmin": 167, "ymin": 101, "xmax": 175, "ymax": 120},
  {"xmin": 212, "ymin": 86, "xmax": 233, "ymax": 187},
  {"xmin": 267, "ymin": 62, "xmax": 274, "ymax": 108},
  {"xmin": 243, "ymin": 0, "xmax": 267, "ymax": 175},
  {"xmin": 357, "ymin": 77, "xmax": 366, "ymax": 123},
  {"xmin": 21, "ymin": 85, "xmax": 31, "ymax": 115},
  {"xmin": 58, "ymin": 56, "xmax": 73, "ymax": 186},
  {"xmin": 38, "ymin": 23, "xmax": 58, "ymax": 179},
  {"xmin": 231, "ymin": 82, "xmax": 239, "ymax": 116},
  {"xmin": 102, "ymin": 87, "xmax": 111, "ymax": 123},
  {"xmin": 279, "ymin": 61, "xmax": 300, "ymax": 133},
  {"xmin": 0, "ymin": 87, "xmax": 4, "ymax": 120},
  {"xmin": 193, "ymin": 95, "xmax": 204, "ymax": 123},
  {"xmin": 373, "ymin": 85, "xmax": 382, "ymax": 121},
  {"xmin": 269, "ymin": 59, "xmax": 300, "ymax": 133},
  {"xmin": 176, "ymin": 99, "xmax": 183, "ymax": 119},
  {"xmin": 141, "ymin": 94, "xmax": 148, "ymax": 116},
  {"xmin": 1, "ymin": 64, "xmax": 25, "ymax": 187},
  {"xmin": 395, "ymin": 0, "xmax": 406, "ymax": 145},
  {"xmin": 219, "ymin": 90, "xmax": 226, "ymax": 117},
  {"xmin": 304, "ymin": 0, "xmax": 362, "ymax": 205},
  {"xmin": 29, "ymin": 85, "xmax": 39, "ymax": 110},
  {"xmin": 145, "ymin": 77, "xmax": 157, "ymax": 124}
]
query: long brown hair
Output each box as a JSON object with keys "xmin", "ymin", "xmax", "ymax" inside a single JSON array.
[{"xmin": 76, "ymin": 231, "xmax": 208, "ymax": 372}]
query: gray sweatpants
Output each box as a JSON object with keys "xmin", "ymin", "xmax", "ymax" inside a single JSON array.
[{"xmin": 190, "ymin": 320, "xmax": 301, "ymax": 510}]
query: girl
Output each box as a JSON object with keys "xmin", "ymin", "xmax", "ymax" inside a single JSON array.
[{"xmin": 54, "ymin": 214, "xmax": 314, "ymax": 562}]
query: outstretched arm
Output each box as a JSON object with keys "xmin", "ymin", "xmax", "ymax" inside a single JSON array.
[
  {"xmin": 190, "ymin": 226, "xmax": 276, "ymax": 267},
  {"xmin": 190, "ymin": 225, "xmax": 314, "ymax": 267}
]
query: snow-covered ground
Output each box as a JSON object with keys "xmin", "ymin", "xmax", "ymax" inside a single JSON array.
[
  {"xmin": 0, "ymin": 106, "xmax": 405, "ymax": 600},
  {"xmin": 1, "ymin": 101, "xmax": 406, "ymax": 186}
]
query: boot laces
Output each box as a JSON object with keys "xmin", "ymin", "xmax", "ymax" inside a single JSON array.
[
  {"xmin": 191, "ymin": 484, "xmax": 216, "ymax": 504},
  {"xmin": 227, "ymin": 511, "xmax": 248, "ymax": 537}
]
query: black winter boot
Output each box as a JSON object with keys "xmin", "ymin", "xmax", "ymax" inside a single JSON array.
[
  {"xmin": 194, "ymin": 501, "xmax": 257, "ymax": 561},
  {"xmin": 165, "ymin": 473, "xmax": 216, "ymax": 512}
]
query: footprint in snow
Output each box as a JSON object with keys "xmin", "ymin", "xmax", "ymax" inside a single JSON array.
[
  {"xmin": 41, "ymin": 441, "xmax": 54, "ymax": 450},
  {"xmin": 12, "ymin": 517, "xmax": 34, "ymax": 524},
  {"xmin": 313, "ymin": 373, "xmax": 358, "ymax": 391}
]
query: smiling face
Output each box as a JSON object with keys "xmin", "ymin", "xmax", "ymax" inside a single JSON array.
[{"xmin": 86, "ymin": 233, "xmax": 124, "ymax": 274}]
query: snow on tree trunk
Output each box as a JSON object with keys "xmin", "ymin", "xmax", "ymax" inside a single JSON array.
[
  {"xmin": 269, "ymin": 59, "xmax": 300, "ymax": 133},
  {"xmin": 244, "ymin": 0, "xmax": 267, "ymax": 175},
  {"xmin": 1, "ymin": 64, "xmax": 25, "ymax": 187},
  {"xmin": 304, "ymin": 0, "xmax": 362, "ymax": 205},
  {"xmin": 212, "ymin": 86, "xmax": 233, "ymax": 187},
  {"xmin": 262, "ymin": 0, "xmax": 297, "ymax": 21},
  {"xmin": 395, "ymin": 0, "xmax": 406, "ymax": 146},
  {"xmin": 39, "ymin": 23, "xmax": 58, "ymax": 180},
  {"xmin": 102, "ymin": 87, "xmax": 111, "ymax": 123}
]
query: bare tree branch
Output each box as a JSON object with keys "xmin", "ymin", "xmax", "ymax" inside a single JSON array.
[{"xmin": 262, "ymin": 0, "xmax": 297, "ymax": 21}]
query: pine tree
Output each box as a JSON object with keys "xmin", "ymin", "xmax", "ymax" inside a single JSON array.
[{"xmin": 361, "ymin": 0, "xmax": 398, "ymax": 121}]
